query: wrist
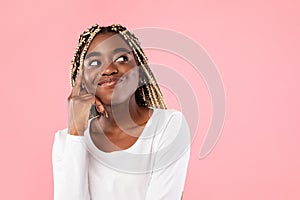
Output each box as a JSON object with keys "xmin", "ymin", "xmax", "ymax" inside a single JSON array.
[{"xmin": 68, "ymin": 128, "xmax": 84, "ymax": 136}]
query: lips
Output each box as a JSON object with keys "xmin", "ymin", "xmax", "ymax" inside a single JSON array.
[{"xmin": 98, "ymin": 77, "xmax": 124, "ymax": 86}]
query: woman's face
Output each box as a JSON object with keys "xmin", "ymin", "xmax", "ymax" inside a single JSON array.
[{"xmin": 83, "ymin": 32, "xmax": 139, "ymax": 106}]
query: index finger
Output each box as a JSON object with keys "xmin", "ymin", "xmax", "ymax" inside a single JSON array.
[{"xmin": 72, "ymin": 68, "xmax": 84, "ymax": 97}]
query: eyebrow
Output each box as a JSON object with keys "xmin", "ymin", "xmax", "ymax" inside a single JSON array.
[
  {"xmin": 112, "ymin": 47, "xmax": 131, "ymax": 54},
  {"xmin": 85, "ymin": 52, "xmax": 101, "ymax": 59},
  {"xmin": 85, "ymin": 48, "xmax": 131, "ymax": 60}
]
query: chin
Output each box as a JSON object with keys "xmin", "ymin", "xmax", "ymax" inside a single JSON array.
[{"xmin": 97, "ymin": 93, "xmax": 135, "ymax": 107}]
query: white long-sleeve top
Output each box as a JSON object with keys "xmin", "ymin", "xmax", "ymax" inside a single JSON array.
[{"xmin": 52, "ymin": 108, "xmax": 190, "ymax": 200}]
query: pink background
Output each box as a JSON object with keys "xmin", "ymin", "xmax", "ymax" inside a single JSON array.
[{"xmin": 1, "ymin": 0, "xmax": 299, "ymax": 199}]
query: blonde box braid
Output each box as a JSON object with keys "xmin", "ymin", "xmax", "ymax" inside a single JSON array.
[{"xmin": 70, "ymin": 24, "xmax": 167, "ymax": 118}]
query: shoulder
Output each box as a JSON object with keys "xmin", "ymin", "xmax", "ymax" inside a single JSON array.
[
  {"xmin": 54, "ymin": 128, "xmax": 68, "ymax": 139},
  {"xmin": 153, "ymin": 108, "xmax": 187, "ymax": 121},
  {"xmin": 153, "ymin": 108, "xmax": 189, "ymax": 131},
  {"xmin": 152, "ymin": 108, "xmax": 190, "ymax": 148}
]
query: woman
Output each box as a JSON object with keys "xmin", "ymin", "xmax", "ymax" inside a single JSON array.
[{"xmin": 52, "ymin": 24, "xmax": 190, "ymax": 200}]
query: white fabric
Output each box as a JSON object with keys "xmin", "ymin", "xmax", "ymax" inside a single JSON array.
[{"xmin": 52, "ymin": 108, "xmax": 190, "ymax": 200}]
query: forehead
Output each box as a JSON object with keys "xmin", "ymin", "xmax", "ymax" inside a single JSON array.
[{"xmin": 86, "ymin": 32, "xmax": 131, "ymax": 55}]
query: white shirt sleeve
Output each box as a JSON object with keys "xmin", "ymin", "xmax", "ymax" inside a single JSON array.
[
  {"xmin": 52, "ymin": 129, "xmax": 91, "ymax": 200},
  {"xmin": 145, "ymin": 111, "xmax": 191, "ymax": 200}
]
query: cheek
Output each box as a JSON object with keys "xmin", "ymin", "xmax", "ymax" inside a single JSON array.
[
  {"xmin": 112, "ymin": 69, "xmax": 139, "ymax": 98},
  {"xmin": 126, "ymin": 70, "xmax": 139, "ymax": 89},
  {"xmin": 83, "ymin": 73, "xmax": 91, "ymax": 84},
  {"xmin": 120, "ymin": 67, "xmax": 139, "ymax": 91},
  {"xmin": 83, "ymin": 68, "xmax": 101, "ymax": 93}
]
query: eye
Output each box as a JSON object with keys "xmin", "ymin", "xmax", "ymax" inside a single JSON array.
[
  {"xmin": 88, "ymin": 60, "xmax": 101, "ymax": 67},
  {"xmin": 115, "ymin": 55, "xmax": 128, "ymax": 63}
]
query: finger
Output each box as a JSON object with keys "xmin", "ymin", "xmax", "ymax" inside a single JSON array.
[
  {"xmin": 67, "ymin": 91, "xmax": 72, "ymax": 101},
  {"xmin": 72, "ymin": 68, "xmax": 84, "ymax": 97},
  {"xmin": 71, "ymin": 93, "xmax": 95, "ymax": 102},
  {"xmin": 79, "ymin": 84, "xmax": 88, "ymax": 96}
]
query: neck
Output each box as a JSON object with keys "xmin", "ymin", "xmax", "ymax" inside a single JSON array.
[{"xmin": 98, "ymin": 94, "xmax": 150, "ymax": 132}]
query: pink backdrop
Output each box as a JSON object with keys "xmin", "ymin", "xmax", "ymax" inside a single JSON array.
[{"xmin": 1, "ymin": 0, "xmax": 299, "ymax": 199}]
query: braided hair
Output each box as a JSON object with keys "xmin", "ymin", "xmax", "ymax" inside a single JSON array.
[{"xmin": 70, "ymin": 24, "xmax": 167, "ymax": 118}]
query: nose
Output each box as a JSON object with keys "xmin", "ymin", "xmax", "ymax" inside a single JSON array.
[{"xmin": 101, "ymin": 61, "xmax": 118, "ymax": 76}]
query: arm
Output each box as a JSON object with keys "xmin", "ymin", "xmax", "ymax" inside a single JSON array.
[
  {"xmin": 145, "ymin": 111, "xmax": 191, "ymax": 200},
  {"xmin": 52, "ymin": 129, "xmax": 90, "ymax": 200}
]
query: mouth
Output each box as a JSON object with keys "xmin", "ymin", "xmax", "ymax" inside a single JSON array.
[{"xmin": 98, "ymin": 77, "xmax": 125, "ymax": 87}]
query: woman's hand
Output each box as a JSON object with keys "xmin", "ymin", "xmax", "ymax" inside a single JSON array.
[{"xmin": 67, "ymin": 70, "xmax": 101, "ymax": 136}]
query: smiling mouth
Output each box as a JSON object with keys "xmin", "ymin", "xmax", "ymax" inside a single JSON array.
[{"xmin": 98, "ymin": 77, "xmax": 125, "ymax": 87}]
